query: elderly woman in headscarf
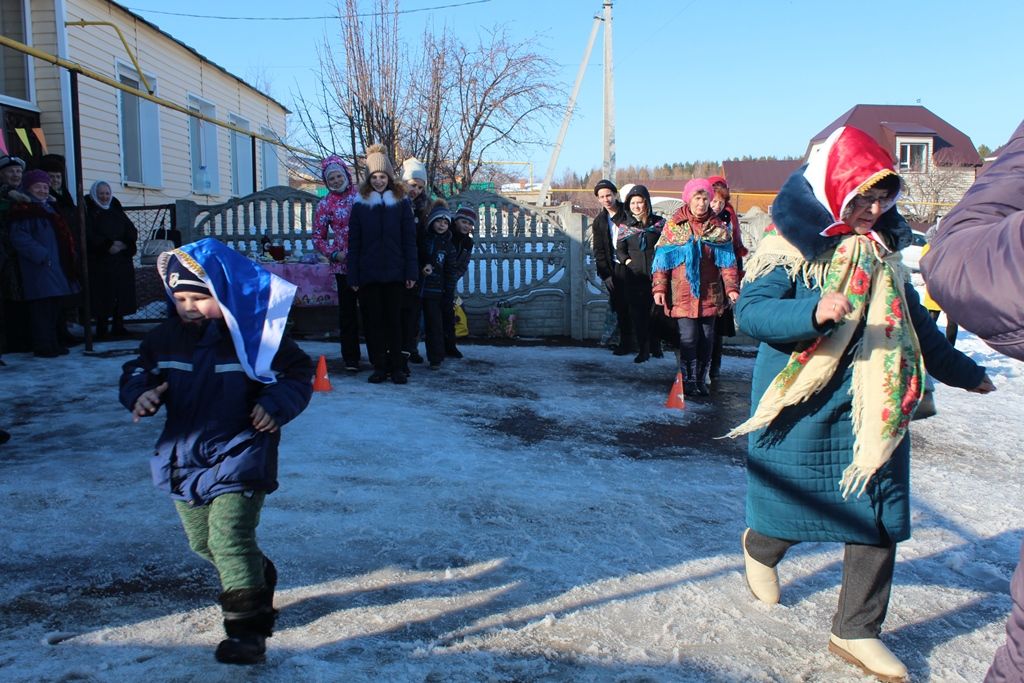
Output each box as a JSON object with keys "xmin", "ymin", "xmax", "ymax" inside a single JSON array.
[
  {"xmin": 652, "ymin": 178, "xmax": 740, "ymax": 395},
  {"xmin": 84, "ymin": 180, "xmax": 138, "ymax": 338},
  {"xmin": 728, "ymin": 126, "xmax": 994, "ymax": 682}
]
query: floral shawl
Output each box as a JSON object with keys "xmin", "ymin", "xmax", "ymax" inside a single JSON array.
[
  {"xmin": 651, "ymin": 206, "xmax": 736, "ymax": 297},
  {"xmin": 726, "ymin": 228, "xmax": 924, "ymax": 498}
]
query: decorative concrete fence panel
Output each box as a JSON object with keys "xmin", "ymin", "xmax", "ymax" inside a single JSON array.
[
  {"xmin": 177, "ymin": 186, "xmax": 321, "ymax": 256},
  {"xmin": 175, "ymin": 187, "xmax": 612, "ymax": 340}
]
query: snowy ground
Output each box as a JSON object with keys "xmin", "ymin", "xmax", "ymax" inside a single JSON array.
[{"xmin": 0, "ymin": 318, "xmax": 1021, "ymax": 682}]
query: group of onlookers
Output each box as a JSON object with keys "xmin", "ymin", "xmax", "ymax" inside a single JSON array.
[
  {"xmin": 312, "ymin": 147, "xmax": 475, "ymax": 384},
  {"xmin": 0, "ymin": 153, "xmax": 139, "ymax": 362},
  {"xmin": 591, "ymin": 176, "xmax": 745, "ymax": 396}
]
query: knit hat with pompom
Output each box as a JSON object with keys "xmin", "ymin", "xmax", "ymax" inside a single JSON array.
[{"xmin": 364, "ymin": 144, "xmax": 395, "ymax": 180}]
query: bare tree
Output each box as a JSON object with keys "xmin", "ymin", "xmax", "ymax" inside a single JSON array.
[
  {"xmin": 399, "ymin": 27, "xmax": 455, "ymax": 195},
  {"xmin": 291, "ymin": 5, "xmax": 562, "ymax": 194},
  {"xmin": 441, "ymin": 26, "xmax": 560, "ymax": 192},
  {"xmin": 292, "ymin": 0, "xmax": 404, "ymax": 175},
  {"xmin": 899, "ymin": 165, "xmax": 975, "ymax": 224}
]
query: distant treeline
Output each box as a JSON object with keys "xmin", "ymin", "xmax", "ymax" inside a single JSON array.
[{"xmin": 556, "ymin": 155, "xmax": 802, "ymax": 188}]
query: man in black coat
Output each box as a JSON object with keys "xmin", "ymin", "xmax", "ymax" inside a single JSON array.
[{"xmin": 590, "ymin": 179, "xmax": 634, "ymax": 354}]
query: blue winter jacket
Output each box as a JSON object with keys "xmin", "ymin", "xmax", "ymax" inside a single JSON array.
[
  {"xmin": 119, "ymin": 318, "xmax": 313, "ymax": 506},
  {"xmin": 737, "ymin": 266, "xmax": 984, "ymax": 544},
  {"xmin": 7, "ymin": 200, "xmax": 78, "ymax": 300},
  {"xmin": 347, "ymin": 189, "xmax": 419, "ymax": 287},
  {"xmin": 419, "ymin": 230, "xmax": 459, "ymax": 299}
]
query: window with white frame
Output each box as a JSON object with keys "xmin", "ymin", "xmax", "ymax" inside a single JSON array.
[
  {"xmin": 230, "ymin": 114, "xmax": 253, "ymax": 196},
  {"xmin": 0, "ymin": 0, "xmax": 31, "ymax": 104},
  {"xmin": 118, "ymin": 65, "xmax": 161, "ymax": 185},
  {"xmin": 188, "ymin": 95, "xmax": 219, "ymax": 194},
  {"xmin": 260, "ymin": 126, "xmax": 280, "ymax": 188},
  {"xmin": 899, "ymin": 141, "xmax": 930, "ymax": 173}
]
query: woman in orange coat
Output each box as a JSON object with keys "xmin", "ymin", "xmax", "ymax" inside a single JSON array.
[{"xmin": 652, "ymin": 178, "xmax": 740, "ymax": 395}]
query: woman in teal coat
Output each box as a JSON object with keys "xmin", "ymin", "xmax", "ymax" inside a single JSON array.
[{"xmin": 729, "ymin": 126, "xmax": 994, "ymax": 682}]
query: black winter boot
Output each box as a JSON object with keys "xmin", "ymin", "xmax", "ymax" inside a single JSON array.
[
  {"xmin": 682, "ymin": 360, "xmax": 701, "ymax": 397},
  {"xmin": 215, "ymin": 586, "xmax": 277, "ymax": 665},
  {"xmin": 695, "ymin": 361, "xmax": 711, "ymax": 396}
]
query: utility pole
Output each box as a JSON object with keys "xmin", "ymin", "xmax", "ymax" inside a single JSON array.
[
  {"xmin": 537, "ymin": 13, "xmax": 602, "ymax": 206},
  {"xmin": 603, "ymin": 0, "xmax": 615, "ymax": 183}
]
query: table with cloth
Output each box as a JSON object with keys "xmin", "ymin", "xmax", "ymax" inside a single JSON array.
[{"xmin": 260, "ymin": 262, "xmax": 337, "ymax": 307}]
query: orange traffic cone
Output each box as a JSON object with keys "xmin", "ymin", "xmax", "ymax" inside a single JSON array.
[
  {"xmin": 664, "ymin": 372, "xmax": 685, "ymax": 410},
  {"xmin": 313, "ymin": 355, "xmax": 333, "ymax": 392}
]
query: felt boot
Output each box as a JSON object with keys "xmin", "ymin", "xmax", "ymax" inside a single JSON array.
[
  {"xmin": 742, "ymin": 528, "xmax": 780, "ymax": 605},
  {"xmin": 828, "ymin": 634, "xmax": 908, "ymax": 682},
  {"xmin": 215, "ymin": 586, "xmax": 277, "ymax": 665}
]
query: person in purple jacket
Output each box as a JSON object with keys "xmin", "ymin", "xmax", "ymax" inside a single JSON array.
[{"xmin": 921, "ymin": 119, "xmax": 1024, "ymax": 683}]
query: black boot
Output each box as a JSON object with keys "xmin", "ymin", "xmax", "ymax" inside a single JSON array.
[
  {"xmin": 215, "ymin": 585, "xmax": 277, "ymax": 665},
  {"xmin": 695, "ymin": 361, "xmax": 711, "ymax": 396},
  {"xmin": 682, "ymin": 360, "xmax": 701, "ymax": 397},
  {"xmin": 445, "ymin": 343, "xmax": 463, "ymax": 359}
]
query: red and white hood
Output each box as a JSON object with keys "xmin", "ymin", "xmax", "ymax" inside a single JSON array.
[{"xmin": 805, "ymin": 126, "xmax": 902, "ymax": 225}]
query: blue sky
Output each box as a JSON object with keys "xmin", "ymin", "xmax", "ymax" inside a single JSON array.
[{"xmin": 122, "ymin": 0, "xmax": 1024, "ymax": 181}]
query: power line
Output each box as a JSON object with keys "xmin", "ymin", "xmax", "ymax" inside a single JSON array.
[{"xmin": 124, "ymin": 0, "xmax": 493, "ymax": 21}]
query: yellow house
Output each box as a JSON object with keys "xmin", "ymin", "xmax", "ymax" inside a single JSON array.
[{"xmin": 1, "ymin": 0, "xmax": 289, "ymax": 206}]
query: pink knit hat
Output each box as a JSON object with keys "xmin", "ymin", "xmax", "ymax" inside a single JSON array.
[{"xmin": 682, "ymin": 178, "xmax": 713, "ymax": 203}]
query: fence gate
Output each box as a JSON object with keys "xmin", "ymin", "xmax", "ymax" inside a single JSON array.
[
  {"xmin": 447, "ymin": 190, "xmax": 607, "ymax": 339},
  {"xmin": 137, "ymin": 186, "xmax": 611, "ymax": 340}
]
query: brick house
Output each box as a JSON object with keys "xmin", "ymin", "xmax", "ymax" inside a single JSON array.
[{"xmin": 807, "ymin": 105, "xmax": 982, "ymax": 223}]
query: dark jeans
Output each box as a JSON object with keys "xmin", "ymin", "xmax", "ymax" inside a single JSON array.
[
  {"xmin": 29, "ymin": 296, "xmax": 61, "ymax": 354},
  {"xmin": 676, "ymin": 316, "xmax": 716, "ymax": 364},
  {"xmin": 422, "ymin": 296, "xmax": 446, "ymax": 365},
  {"xmin": 1, "ymin": 298, "xmax": 32, "ymax": 353},
  {"xmin": 442, "ymin": 294, "xmax": 457, "ymax": 349},
  {"xmin": 334, "ymin": 273, "xmax": 362, "ymax": 366},
  {"xmin": 745, "ymin": 528, "xmax": 897, "ymax": 638},
  {"xmin": 624, "ymin": 268, "xmax": 660, "ymax": 355},
  {"xmin": 609, "ymin": 263, "xmax": 633, "ymax": 347},
  {"xmin": 401, "ymin": 286, "xmax": 422, "ymax": 356},
  {"xmin": 359, "ymin": 281, "xmax": 407, "ymax": 373}
]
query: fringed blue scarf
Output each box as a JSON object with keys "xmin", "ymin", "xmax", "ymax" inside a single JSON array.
[{"xmin": 652, "ymin": 212, "xmax": 737, "ymax": 298}]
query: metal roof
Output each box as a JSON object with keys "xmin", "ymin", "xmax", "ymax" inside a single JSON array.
[{"xmin": 809, "ymin": 105, "xmax": 980, "ymax": 166}]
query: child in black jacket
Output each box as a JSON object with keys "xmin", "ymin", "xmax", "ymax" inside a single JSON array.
[
  {"xmin": 446, "ymin": 206, "xmax": 476, "ymax": 358},
  {"xmin": 419, "ymin": 201, "xmax": 458, "ymax": 369},
  {"xmin": 119, "ymin": 238, "xmax": 313, "ymax": 665}
]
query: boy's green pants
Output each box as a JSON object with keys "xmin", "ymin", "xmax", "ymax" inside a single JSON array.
[{"xmin": 174, "ymin": 492, "xmax": 267, "ymax": 591}]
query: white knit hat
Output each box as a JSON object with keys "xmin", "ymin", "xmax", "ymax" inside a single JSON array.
[{"xmin": 402, "ymin": 157, "xmax": 427, "ymax": 183}]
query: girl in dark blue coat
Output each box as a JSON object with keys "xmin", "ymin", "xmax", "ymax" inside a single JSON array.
[
  {"xmin": 729, "ymin": 127, "xmax": 994, "ymax": 682},
  {"xmin": 119, "ymin": 238, "xmax": 312, "ymax": 665},
  {"xmin": 347, "ymin": 145, "xmax": 418, "ymax": 384}
]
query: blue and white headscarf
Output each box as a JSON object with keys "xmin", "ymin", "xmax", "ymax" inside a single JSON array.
[{"xmin": 157, "ymin": 238, "xmax": 297, "ymax": 384}]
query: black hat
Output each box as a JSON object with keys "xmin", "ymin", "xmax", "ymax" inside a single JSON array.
[
  {"xmin": 593, "ymin": 178, "xmax": 618, "ymax": 196},
  {"xmin": 38, "ymin": 154, "xmax": 67, "ymax": 174}
]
